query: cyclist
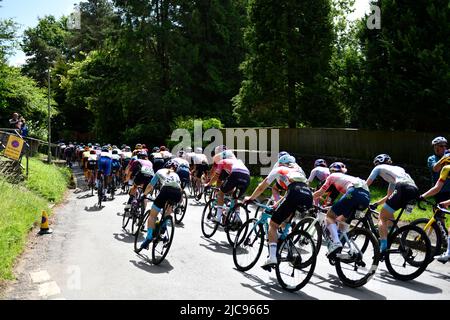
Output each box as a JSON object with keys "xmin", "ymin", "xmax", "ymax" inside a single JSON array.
[
  {"xmin": 124, "ymin": 151, "xmax": 154, "ymax": 212},
  {"xmin": 313, "ymin": 162, "xmax": 370, "ymax": 257},
  {"xmin": 173, "ymin": 151, "xmax": 191, "ymax": 190},
  {"xmin": 205, "ymin": 150, "xmax": 250, "ymax": 227},
  {"xmin": 366, "ymin": 154, "xmax": 419, "ymax": 253},
  {"xmin": 159, "ymin": 146, "xmax": 172, "ymax": 163},
  {"xmin": 307, "ymin": 159, "xmax": 330, "ymax": 188},
  {"xmin": 420, "ymin": 154, "xmax": 450, "ymax": 263},
  {"xmin": 97, "ymin": 146, "xmax": 113, "ymax": 201},
  {"xmin": 136, "ymin": 160, "xmax": 182, "ymax": 252},
  {"xmin": 132, "ymin": 143, "xmax": 143, "ymax": 156},
  {"xmin": 244, "ymin": 154, "xmax": 312, "ymax": 269},
  {"xmin": 81, "ymin": 145, "xmax": 91, "ymax": 182},
  {"xmin": 110, "ymin": 149, "xmax": 122, "ymax": 192},
  {"xmin": 192, "ymin": 147, "xmax": 210, "ymax": 199},
  {"xmin": 86, "ymin": 149, "xmax": 98, "ymax": 187},
  {"xmin": 427, "ymin": 137, "xmax": 450, "ymax": 203}
]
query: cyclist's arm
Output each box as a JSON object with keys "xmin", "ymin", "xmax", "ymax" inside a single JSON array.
[
  {"xmin": 439, "ymin": 199, "xmax": 450, "ymax": 209},
  {"xmin": 246, "ymin": 177, "xmax": 270, "ymax": 201},
  {"xmin": 421, "ymin": 179, "xmax": 445, "ymax": 198}
]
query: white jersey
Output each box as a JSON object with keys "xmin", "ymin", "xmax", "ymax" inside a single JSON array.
[
  {"xmin": 185, "ymin": 152, "xmax": 196, "ymax": 165},
  {"xmin": 307, "ymin": 166, "xmax": 330, "ymax": 184},
  {"xmin": 173, "ymin": 157, "xmax": 190, "ymax": 169},
  {"xmin": 151, "ymin": 169, "xmax": 182, "ymax": 189},
  {"xmin": 367, "ymin": 164, "xmax": 416, "ymax": 191},
  {"xmin": 192, "ymin": 153, "xmax": 209, "ymax": 165}
]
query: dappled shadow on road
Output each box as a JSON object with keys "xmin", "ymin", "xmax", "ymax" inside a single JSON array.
[
  {"xmin": 199, "ymin": 237, "xmax": 233, "ymax": 256},
  {"xmin": 130, "ymin": 258, "xmax": 174, "ymax": 274},
  {"xmin": 374, "ymin": 270, "xmax": 443, "ymax": 294},
  {"xmin": 113, "ymin": 232, "xmax": 135, "ymax": 244},
  {"xmin": 76, "ymin": 193, "xmax": 95, "ymax": 199},
  {"xmin": 424, "ymin": 267, "xmax": 450, "ymax": 282},
  {"xmin": 236, "ymin": 270, "xmax": 318, "ymax": 300},
  {"xmin": 309, "ymin": 271, "xmax": 387, "ymax": 300}
]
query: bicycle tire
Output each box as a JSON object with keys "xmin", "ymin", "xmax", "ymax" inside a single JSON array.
[
  {"xmin": 294, "ymin": 216, "xmax": 323, "ymax": 254},
  {"xmin": 152, "ymin": 215, "xmax": 175, "ymax": 265},
  {"xmin": 175, "ymin": 191, "xmax": 188, "ymax": 224},
  {"xmin": 201, "ymin": 199, "xmax": 219, "ymax": 238},
  {"xmin": 335, "ymin": 227, "xmax": 380, "ymax": 288},
  {"xmin": 232, "ymin": 218, "xmax": 265, "ymax": 271},
  {"xmin": 384, "ymin": 224, "xmax": 431, "ymax": 281},
  {"xmin": 226, "ymin": 203, "xmax": 250, "ymax": 246},
  {"xmin": 134, "ymin": 210, "xmax": 150, "ymax": 252},
  {"xmin": 275, "ymin": 229, "xmax": 317, "ymax": 292},
  {"xmin": 409, "ymin": 217, "xmax": 443, "ymax": 262},
  {"xmin": 97, "ymin": 179, "xmax": 103, "ymax": 207},
  {"xmin": 122, "ymin": 208, "xmax": 133, "ymax": 232}
]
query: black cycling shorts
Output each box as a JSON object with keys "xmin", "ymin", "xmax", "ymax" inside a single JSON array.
[
  {"xmin": 154, "ymin": 186, "xmax": 182, "ymax": 210},
  {"xmin": 195, "ymin": 164, "xmax": 209, "ymax": 178},
  {"xmin": 386, "ymin": 182, "xmax": 419, "ymax": 211},
  {"xmin": 220, "ymin": 171, "xmax": 250, "ymax": 197},
  {"xmin": 271, "ymin": 182, "xmax": 313, "ymax": 225},
  {"xmin": 134, "ymin": 173, "xmax": 152, "ymax": 190}
]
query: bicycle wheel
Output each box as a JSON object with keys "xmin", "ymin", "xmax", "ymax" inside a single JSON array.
[
  {"xmin": 384, "ymin": 224, "xmax": 431, "ymax": 281},
  {"xmin": 174, "ymin": 191, "xmax": 188, "ymax": 224},
  {"xmin": 335, "ymin": 227, "xmax": 380, "ymax": 288},
  {"xmin": 276, "ymin": 229, "xmax": 316, "ymax": 292},
  {"xmin": 226, "ymin": 203, "xmax": 250, "ymax": 246},
  {"xmin": 122, "ymin": 207, "xmax": 133, "ymax": 232},
  {"xmin": 134, "ymin": 210, "xmax": 150, "ymax": 252},
  {"xmin": 233, "ymin": 218, "xmax": 265, "ymax": 271},
  {"xmin": 201, "ymin": 199, "xmax": 219, "ymax": 238},
  {"xmin": 409, "ymin": 218, "xmax": 442, "ymax": 262},
  {"xmin": 152, "ymin": 215, "xmax": 175, "ymax": 265},
  {"xmin": 294, "ymin": 216, "xmax": 323, "ymax": 254}
]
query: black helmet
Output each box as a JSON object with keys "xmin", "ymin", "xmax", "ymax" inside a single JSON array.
[{"xmin": 164, "ymin": 160, "xmax": 178, "ymax": 170}]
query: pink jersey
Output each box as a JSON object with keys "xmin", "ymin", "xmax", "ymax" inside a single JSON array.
[
  {"xmin": 318, "ymin": 172, "xmax": 368, "ymax": 194},
  {"xmin": 215, "ymin": 158, "xmax": 249, "ymax": 175}
]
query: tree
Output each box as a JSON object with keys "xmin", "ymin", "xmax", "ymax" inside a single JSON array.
[
  {"xmin": 232, "ymin": 0, "xmax": 337, "ymax": 128},
  {"xmin": 356, "ymin": 0, "xmax": 450, "ymax": 131}
]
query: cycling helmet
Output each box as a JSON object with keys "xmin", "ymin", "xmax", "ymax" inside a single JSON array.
[
  {"xmin": 432, "ymin": 136, "xmax": 447, "ymax": 146},
  {"xmin": 152, "ymin": 147, "xmax": 160, "ymax": 153},
  {"xmin": 135, "ymin": 143, "xmax": 142, "ymax": 149},
  {"xmin": 89, "ymin": 150, "xmax": 96, "ymax": 155},
  {"xmin": 214, "ymin": 145, "xmax": 227, "ymax": 155},
  {"xmin": 195, "ymin": 147, "xmax": 203, "ymax": 154},
  {"xmin": 101, "ymin": 146, "xmax": 109, "ymax": 152},
  {"xmin": 84, "ymin": 145, "xmax": 90, "ymax": 151},
  {"xmin": 87, "ymin": 143, "xmax": 92, "ymax": 147},
  {"xmin": 124, "ymin": 146, "xmax": 131, "ymax": 151},
  {"xmin": 160, "ymin": 146, "xmax": 167, "ymax": 151},
  {"xmin": 314, "ymin": 159, "xmax": 327, "ymax": 168},
  {"xmin": 278, "ymin": 151, "xmax": 289, "ymax": 158},
  {"xmin": 177, "ymin": 150, "xmax": 184, "ymax": 157},
  {"xmin": 137, "ymin": 150, "xmax": 148, "ymax": 158},
  {"xmin": 373, "ymin": 154, "xmax": 392, "ymax": 166},
  {"xmin": 278, "ymin": 154, "xmax": 296, "ymax": 165},
  {"xmin": 112, "ymin": 150, "xmax": 119, "ymax": 155},
  {"xmin": 164, "ymin": 160, "xmax": 178, "ymax": 170},
  {"xmin": 329, "ymin": 162, "xmax": 347, "ymax": 173},
  {"xmin": 185, "ymin": 146, "xmax": 193, "ymax": 153}
]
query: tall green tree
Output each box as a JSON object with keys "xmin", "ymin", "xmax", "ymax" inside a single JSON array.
[
  {"xmin": 232, "ymin": 0, "xmax": 337, "ymax": 128},
  {"xmin": 356, "ymin": 0, "xmax": 450, "ymax": 131}
]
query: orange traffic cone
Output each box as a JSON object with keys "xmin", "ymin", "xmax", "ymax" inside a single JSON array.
[{"xmin": 38, "ymin": 210, "xmax": 53, "ymax": 235}]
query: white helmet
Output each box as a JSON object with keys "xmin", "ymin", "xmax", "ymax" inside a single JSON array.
[
  {"xmin": 432, "ymin": 136, "xmax": 447, "ymax": 146},
  {"xmin": 195, "ymin": 147, "xmax": 203, "ymax": 154},
  {"xmin": 185, "ymin": 146, "xmax": 193, "ymax": 153},
  {"xmin": 214, "ymin": 145, "xmax": 227, "ymax": 155},
  {"xmin": 373, "ymin": 154, "xmax": 392, "ymax": 166}
]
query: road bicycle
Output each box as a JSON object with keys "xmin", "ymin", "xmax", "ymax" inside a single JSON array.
[
  {"xmin": 201, "ymin": 188, "xmax": 249, "ymax": 246},
  {"xmin": 122, "ymin": 186, "xmax": 146, "ymax": 234},
  {"xmin": 413, "ymin": 198, "xmax": 450, "ymax": 262},
  {"xmin": 295, "ymin": 205, "xmax": 380, "ymax": 288},
  {"xmin": 349, "ymin": 202, "xmax": 432, "ymax": 281},
  {"xmin": 134, "ymin": 201, "xmax": 176, "ymax": 265},
  {"xmin": 97, "ymin": 171, "xmax": 106, "ymax": 207},
  {"xmin": 174, "ymin": 189, "xmax": 188, "ymax": 224},
  {"xmin": 232, "ymin": 199, "xmax": 317, "ymax": 292}
]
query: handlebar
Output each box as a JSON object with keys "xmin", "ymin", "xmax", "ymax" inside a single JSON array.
[{"xmin": 417, "ymin": 197, "xmax": 450, "ymax": 214}]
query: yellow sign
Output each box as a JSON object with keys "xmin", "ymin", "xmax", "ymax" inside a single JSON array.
[{"xmin": 4, "ymin": 135, "xmax": 24, "ymax": 160}]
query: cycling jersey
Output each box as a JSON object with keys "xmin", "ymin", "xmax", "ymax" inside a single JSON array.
[
  {"xmin": 212, "ymin": 150, "xmax": 236, "ymax": 164},
  {"xmin": 111, "ymin": 154, "xmax": 121, "ymax": 172},
  {"xmin": 439, "ymin": 165, "xmax": 450, "ymax": 182},
  {"xmin": 267, "ymin": 166, "xmax": 308, "ymax": 190},
  {"xmin": 215, "ymin": 158, "xmax": 249, "ymax": 176},
  {"xmin": 98, "ymin": 152, "xmax": 113, "ymax": 176},
  {"xmin": 307, "ymin": 166, "xmax": 330, "ymax": 184},
  {"xmin": 428, "ymin": 154, "xmax": 450, "ymax": 192},
  {"xmin": 172, "ymin": 157, "xmax": 190, "ymax": 169},
  {"xmin": 192, "ymin": 153, "xmax": 209, "ymax": 165},
  {"xmin": 367, "ymin": 164, "xmax": 417, "ymax": 191},
  {"xmin": 319, "ymin": 172, "xmax": 369, "ymax": 194},
  {"xmin": 131, "ymin": 159, "xmax": 154, "ymax": 178},
  {"xmin": 151, "ymin": 169, "xmax": 181, "ymax": 189}
]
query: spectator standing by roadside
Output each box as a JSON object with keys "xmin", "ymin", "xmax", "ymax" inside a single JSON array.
[
  {"xmin": 427, "ymin": 136, "xmax": 450, "ymax": 202},
  {"xmin": 9, "ymin": 112, "xmax": 21, "ymax": 129},
  {"xmin": 19, "ymin": 117, "xmax": 28, "ymax": 137}
]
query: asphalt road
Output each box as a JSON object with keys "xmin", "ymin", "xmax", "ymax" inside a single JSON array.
[{"xmin": 3, "ymin": 165, "xmax": 450, "ymax": 301}]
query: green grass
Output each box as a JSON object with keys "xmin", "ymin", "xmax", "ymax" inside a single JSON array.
[{"xmin": 0, "ymin": 156, "xmax": 71, "ymax": 281}]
